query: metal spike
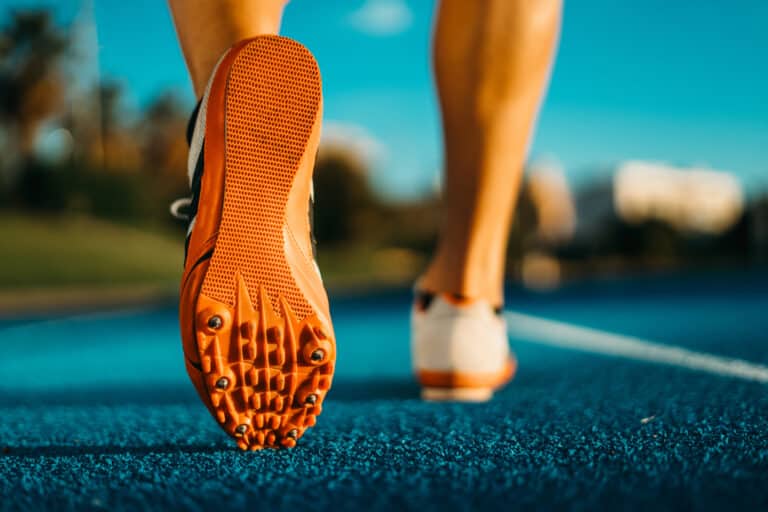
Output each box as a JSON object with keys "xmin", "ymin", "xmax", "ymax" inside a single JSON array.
[{"xmin": 310, "ymin": 349, "xmax": 325, "ymax": 362}]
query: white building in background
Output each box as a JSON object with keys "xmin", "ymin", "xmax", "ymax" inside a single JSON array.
[{"xmin": 613, "ymin": 161, "xmax": 745, "ymax": 235}]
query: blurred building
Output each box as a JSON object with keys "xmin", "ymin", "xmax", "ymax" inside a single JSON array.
[
  {"xmin": 517, "ymin": 158, "xmax": 760, "ymax": 291},
  {"xmin": 614, "ymin": 161, "xmax": 744, "ymax": 235}
]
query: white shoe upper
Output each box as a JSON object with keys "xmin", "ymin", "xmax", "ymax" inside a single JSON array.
[{"xmin": 411, "ymin": 294, "xmax": 511, "ymax": 376}]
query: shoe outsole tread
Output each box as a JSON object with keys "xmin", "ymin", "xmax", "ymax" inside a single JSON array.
[{"xmin": 192, "ymin": 37, "xmax": 334, "ymax": 450}]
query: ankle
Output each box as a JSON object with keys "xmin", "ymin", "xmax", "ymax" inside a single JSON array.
[{"xmin": 417, "ymin": 255, "xmax": 504, "ymax": 307}]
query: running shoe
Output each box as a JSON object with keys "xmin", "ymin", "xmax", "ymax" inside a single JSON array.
[
  {"xmin": 174, "ymin": 35, "xmax": 334, "ymax": 450},
  {"xmin": 411, "ymin": 291, "xmax": 515, "ymax": 401}
]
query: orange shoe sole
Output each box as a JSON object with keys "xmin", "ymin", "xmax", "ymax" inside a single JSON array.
[
  {"xmin": 190, "ymin": 38, "xmax": 334, "ymax": 450},
  {"xmin": 417, "ymin": 358, "xmax": 517, "ymax": 402}
]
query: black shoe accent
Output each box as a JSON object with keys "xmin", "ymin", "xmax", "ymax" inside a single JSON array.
[
  {"xmin": 182, "ymin": 248, "xmax": 214, "ymax": 289},
  {"xmin": 186, "ymin": 357, "xmax": 203, "ymax": 372},
  {"xmin": 414, "ymin": 290, "xmax": 435, "ymax": 312},
  {"xmin": 414, "ymin": 289, "xmax": 504, "ymax": 316},
  {"xmin": 181, "ymin": 100, "xmax": 205, "ymax": 265},
  {"xmin": 309, "ymin": 193, "xmax": 318, "ymax": 261},
  {"xmin": 183, "ymin": 140, "xmax": 205, "ymax": 264},
  {"xmin": 186, "ymin": 100, "xmax": 202, "ymax": 146}
]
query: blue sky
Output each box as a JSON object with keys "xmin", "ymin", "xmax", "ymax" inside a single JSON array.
[{"xmin": 3, "ymin": 0, "xmax": 767, "ymax": 199}]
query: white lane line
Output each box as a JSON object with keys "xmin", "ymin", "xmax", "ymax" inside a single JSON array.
[{"xmin": 504, "ymin": 310, "xmax": 768, "ymax": 384}]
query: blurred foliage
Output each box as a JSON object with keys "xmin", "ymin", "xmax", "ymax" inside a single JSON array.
[
  {"xmin": 0, "ymin": 9, "xmax": 766, "ymax": 295},
  {"xmin": 0, "ymin": 10, "xmax": 67, "ymax": 162},
  {"xmin": 0, "ymin": 11, "xmax": 189, "ymax": 230},
  {"xmin": 313, "ymin": 148, "xmax": 380, "ymax": 245}
]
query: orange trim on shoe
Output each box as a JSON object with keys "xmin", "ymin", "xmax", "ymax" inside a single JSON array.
[
  {"xmin": 440, "ymin": 293, "xmax": 476, "ymax": 308},
  {"xmin": 416, "ymin": 357, "xmax": 517, "ymax": 390}
]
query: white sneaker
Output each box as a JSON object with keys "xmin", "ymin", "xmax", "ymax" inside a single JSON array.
[{"xmin": 411, "ymin": 291, "xmax": 516, "ymax": 402}]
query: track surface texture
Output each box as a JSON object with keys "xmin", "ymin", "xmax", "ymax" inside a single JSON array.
[{"xmin": 1, "ymin": 271, "xmax": 767, "ymax": 511}]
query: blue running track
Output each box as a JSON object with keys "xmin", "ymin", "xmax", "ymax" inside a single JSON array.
[{"xmin": 1, "ymin": 271, "xmax": 767, "ymax": 511}]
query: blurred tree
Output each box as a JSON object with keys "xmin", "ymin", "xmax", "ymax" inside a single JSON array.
[
  {"xmin": 136, "ymin": 92, "xmax": 190, "ymax": 227},
  {"xmin": 313, "ymin": 147, "xmax": 381, "ymax": 245},
  {"xmin": 140, "ymin": 92, "xmax": 188, "ymax": 178},
  {"xmin": 506, "ymin": 184, "xmax": 537, "ymax": 258},
  {"xmin": 89, "ymin": 81, "xmax": 141, "ymax": 171},
  {"xmin": 377, "ymin": 197, "xmax": 440, "ymax": 254},
  {"xmin": 0, "ymin": 10, "xmax": 68, "ymax": 175}
]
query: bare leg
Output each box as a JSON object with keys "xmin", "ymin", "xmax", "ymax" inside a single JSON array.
[
  {"xmin": 419, "ymin": 0, "xmax": 562, "ymax": 306},
  {"xmin": 168, "ymin": 0, "xmax": 287, "ymax": 97}
]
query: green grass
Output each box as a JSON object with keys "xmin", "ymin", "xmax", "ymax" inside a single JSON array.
[
  {"xmin": 0, "ymin": 214, "xmax": 184, "ymax": 290},
  {"xmin": 0, "ymin": 214, "xmax": 424, "ymax": 296},
  {"xmin": 317, "ymin": 245, "xmax": 425, "ymax": 290}
]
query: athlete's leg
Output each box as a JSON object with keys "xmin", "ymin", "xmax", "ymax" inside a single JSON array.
[
  {"xmin": 168, "ymin": 0, "xmax": 287, "ymax": 96},
  {"xmin": 169, "ymin": 2, "xmax": 335, "ymax": 448},
  {"xmin": 419, "ymin": 0, "xmax": 562, "ymax": 307}
]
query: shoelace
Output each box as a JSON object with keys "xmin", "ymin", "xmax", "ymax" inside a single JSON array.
[{"xmin": 169, "ymin": 197, "xmax": 192, "ymax": 221}]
